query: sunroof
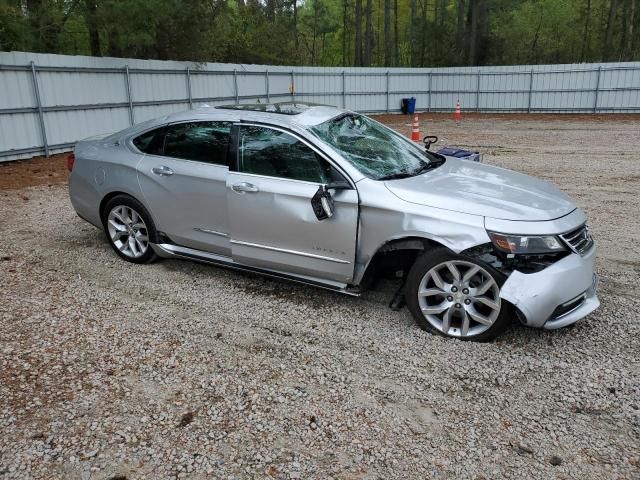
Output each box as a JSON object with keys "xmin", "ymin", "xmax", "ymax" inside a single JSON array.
[{"xmin": 216, "ymin": 102, "xmax": 326, "ymax": 115}]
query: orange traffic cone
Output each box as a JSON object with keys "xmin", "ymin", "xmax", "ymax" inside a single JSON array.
[
  {"xmin": 411, "ymin": 114, "xmax": 420, "ymax": 142},
  {"xmin": 454, "ymin": 100, "xmax": 462, "ymax": 122}
]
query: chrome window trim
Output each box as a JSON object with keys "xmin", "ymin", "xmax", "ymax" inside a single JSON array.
[{"xmin": 229, "ymin": 239, "xmax": 351, "ymax": 264}]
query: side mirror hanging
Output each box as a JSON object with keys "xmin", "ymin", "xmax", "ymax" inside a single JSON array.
[
  {"xmin": 311, "ymin": 185, "xmax": 335, "ymax": 221},
  {"xmin": 423, "ymin": 135, "xmax": 438, "ymax": 150}
]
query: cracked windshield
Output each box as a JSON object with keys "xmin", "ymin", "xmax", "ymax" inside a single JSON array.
[{"xmin": 311, "ymin": 113, "xmax": 439, "ymax": 180}]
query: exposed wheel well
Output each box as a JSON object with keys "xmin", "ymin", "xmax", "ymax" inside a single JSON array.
[
  {"xmin": 359, "ymin": 236, "xmax": 450, "ymax": 290},
  {"xmin": 99, "ymin": 191, "xmax": 131, "ymax": 223}
]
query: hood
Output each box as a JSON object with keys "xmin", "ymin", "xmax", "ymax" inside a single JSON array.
[{"xmin": 384, "ymin": 157, "xmax": 575, "ymax": 221}]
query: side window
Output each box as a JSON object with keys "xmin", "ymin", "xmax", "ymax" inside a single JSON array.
[
  {"xmin": 133, "ymin": 127, "xmax": 165, "ymax": 155},
  {"xmin": 238, "ymin": 126, "xmax": 343, "ymax": 184},
  {"xmin": 162, "ymin": 121, "xmax": 232, "ymax": 165}
]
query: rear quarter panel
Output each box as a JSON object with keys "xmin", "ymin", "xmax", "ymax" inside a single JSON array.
[{"xmin": 69, "ymin": 139, "xmax": 145, "ymax": 228}]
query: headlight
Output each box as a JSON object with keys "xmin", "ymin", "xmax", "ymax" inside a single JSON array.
[{"xmin": 488, "ymin": 232, "xmax": 566, "ymax": 255}]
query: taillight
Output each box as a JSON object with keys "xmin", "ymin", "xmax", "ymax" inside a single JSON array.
[{"xmin": 67, "ymin": 153, "xmax": 75, "ymax": 172}]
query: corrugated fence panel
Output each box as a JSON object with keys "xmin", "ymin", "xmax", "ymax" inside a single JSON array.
[
  {"xmin": 0, "ymin": 114, "xmax": 41, "ymax": 152},
  {"xmin": 38, "ymin": 70, "xmax": 126, "ymax": 107},
  {"xmin": 2, "ymin": 69, "xmax": 36, "ymax": 109},
  {"xmin": 131, "ymin": 72, "xmax": 188, "ymax": 103},
  {"xmin": 1, "ymin": 52, "xmax": 639, "ymax": 161},
  {"xmin": 44, "ymin": 108, "xmax": 131, "ymax": 146},
  {"xmin": 134, "ymin": 103, "xmax": 190, "ymax": 124},
  {"xmin": 191, "ymin": 72, "xmax": 235, "ymax": 102}
]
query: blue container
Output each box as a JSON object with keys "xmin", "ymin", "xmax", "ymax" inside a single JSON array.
[
  {"xmin": 407, "ymin": 97, "xmax": 416, "ymax": 114},
  {"xmin": 437, "ymin": 146, "xmax": 482, "ymax": 162},
  {"xmin": 401, "ymin": 97, "xmax": 417, "ymax": 114}
]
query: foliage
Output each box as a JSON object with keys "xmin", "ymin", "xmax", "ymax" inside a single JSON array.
[{"xmin": 0, "ymin": 0, "xmax": 638, "ymax": 66}]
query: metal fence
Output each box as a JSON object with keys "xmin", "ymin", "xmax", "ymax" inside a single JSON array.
[{"xmin": 1, "ymin": 52, "xmax": 639, "ymax": 162}]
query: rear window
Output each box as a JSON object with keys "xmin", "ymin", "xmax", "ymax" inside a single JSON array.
[
  {"xmin": 132, "ymin": 121, "xmax": 232, "ymax": 165},
  {"xmin": 133, "ymin": 127, "xmax": 165, "ymax": 155}
]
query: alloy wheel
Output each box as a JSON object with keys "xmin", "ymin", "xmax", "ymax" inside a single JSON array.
[
  {"xmin": 106, "ymin": 205, "xmax": 149, "ymax": 259},
  {"xmin": 417, "ymin": 260, "xmax": 501, "ymax": 338}
]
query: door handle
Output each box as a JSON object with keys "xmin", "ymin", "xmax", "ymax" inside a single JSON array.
[
  {"xmin": 231, "ymin": 182, "xmax": 259, "ymax": 193},
  {"xmin": 151, "ymin": 166, "xmax": 174, "ymax": 176}
]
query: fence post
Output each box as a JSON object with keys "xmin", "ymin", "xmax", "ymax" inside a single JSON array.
[
  {"xmin": 29, "ymin": 61, "xmax": 49, "ymax": 158},
  {"xmin": 385, "ymin": 71, "xmax": 390, "ymax": 112},
  {"xmin": 527, "ymin": 69, "xmax": 534, "ymax": 113},
  {"xmin": 186, "ymin": 67, "xmax": 193, "ymax": 108},
  {"xmin": 124, "ymin": 65, "xmax": 134, "ymax": 125},
  {"xmin": 476, "ymin": 71, "xmax": 481, "ymax": 112},
  {"xmin": 233, "ymin": 69, "xmax": 239, "ymax": 104},
  {"xmin": 342, "ymin": 71, "xmax": 346, "ymax": 108},
  {"xmin": 291, "ymin": 70, "xmax": 295, "ymax": 102},
  {"xmin": 593, "ymin": 66, "xmax": 602, "ymax": 113},
  {"xmin": 265, "ymin": 70, "xmax": 270, "ymax": 103},
  {"xmin": 427, "ymin": 71, "xmax": 432, "ymax": 112}
]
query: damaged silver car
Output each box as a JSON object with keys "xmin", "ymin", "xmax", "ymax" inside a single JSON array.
[{"xmin": 68, "ymin": 103, "xmax": 599, "ymax": 341}]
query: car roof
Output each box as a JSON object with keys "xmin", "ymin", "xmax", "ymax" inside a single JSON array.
[{"xmin": 159, "ymin": 102, "xmax": 346, "ymax": 128}]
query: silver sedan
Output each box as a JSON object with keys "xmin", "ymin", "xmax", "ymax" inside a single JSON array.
[{"xmin": 68, "ymin": 103, "xmax": 599, "ymax": 341}]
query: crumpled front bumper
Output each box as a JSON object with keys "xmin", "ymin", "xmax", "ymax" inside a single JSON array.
[{"xmin": 499, "ymin": 245, "xmax": 600, "ymax": 329}]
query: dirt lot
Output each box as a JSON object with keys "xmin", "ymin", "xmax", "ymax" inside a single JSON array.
[{"xmin": 0, "ymin": 114, "xmax": 639, "ymax": 479}]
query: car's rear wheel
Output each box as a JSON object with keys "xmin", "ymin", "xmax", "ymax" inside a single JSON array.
[
  {"xmin": 102, "ymin": 195, "xmax": 157, "ymax": 264},
  {"xmin": 405, "ymin": 249, "xmax": 512, "ymax": 341}
]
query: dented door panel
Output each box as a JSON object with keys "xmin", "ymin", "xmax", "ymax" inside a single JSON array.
[{"xmin": 226, "ymin": 172, "xmax": 358, "ymax": 283}]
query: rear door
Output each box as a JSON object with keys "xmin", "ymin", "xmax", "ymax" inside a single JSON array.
[
  {"xmin": 135, "ymin": 121, "xmax": 233, "ymax": 256},
  {"xmin": 226, "ymin": 124, "xmax": 358, "ymax": 284}
]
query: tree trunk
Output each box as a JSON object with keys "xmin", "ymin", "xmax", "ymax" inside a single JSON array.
[
  {"xmin": 107, "ymin": 29, "xmax": 122, "ymax": 58},
  {"xmin": 394, "ymin": 0, "xmax": 399, "ymax": 66},
  {"xmin": 293, "ymin": 0, "xmax": 299, "ymax": 61},
  {"xmin": 384, "ymin": 0, "xmax": 391, "ymax": 66},
  {"xmin": 627, "ymin": 0, "xmax": 636, "ymax": 59},
  {"xmin": 355, "ymin": 0, "xmax": 363, "ymax": 66},
  {"xmin": 84, "ymin": 0, "xmax": 101, "ymax": 57},
  {"xmin": 604, "ymin": 0, "xmax": 618, "ymax": 60},
  {"xmin": 581, "ymin": 0, "xmax": 592, "ymax": 62},
  {"xmin": 468, "ymin": 0, "xmax": 480, "ymax": 66},
  {"xmin": 530, "ymin": 12, "xmax": 543, "ymax": 63},
  {"xmin": 364, "ymin": 0, "xmax": 373, "ymax": 66},
  {"xmin": 457, "ymin": 0, "xmax": 466, "ymax": 63},
  {"xmin": 420, "ymin": 0, "xmax": 429, "ymax": 67},
  {"xmin": 312, "ymin": 2, "xmax": 318, "ymax": 65},
  {"xmin": 410, "ymin": 0, "xmax": 417, "ymax": 66},
  {"xmin": 343, "ymin": 0, "xmax": 348, "ymax": 65}
]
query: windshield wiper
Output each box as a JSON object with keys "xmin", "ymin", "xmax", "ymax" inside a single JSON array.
[
  {"xmin": 378, "ymin": 170, "xmax": 414, "ymax": 180},
  {"xmin": 378, "ymin": 157, "xmax": 446, "ymax": 181},
  {"xmin": 411, "ymin": 157, "xmax": 446, "ymax": 176}
]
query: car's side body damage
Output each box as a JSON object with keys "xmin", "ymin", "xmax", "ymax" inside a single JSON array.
[{"xmin": 68, "ymin": 103, "xmax": 599, "ymax": 335}]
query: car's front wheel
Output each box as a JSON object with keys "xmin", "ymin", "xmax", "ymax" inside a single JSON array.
[
  {"xmin": 102, "ymin": 195, "xmax": 157, "ymax": 264},
  {"xmin": 405, "ymin": 249, "xmax": 512, "ymax": 341}
]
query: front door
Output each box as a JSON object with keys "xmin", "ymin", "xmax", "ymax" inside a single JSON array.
[
  {"xmin": 226, "ymin": 124, "xmax": 358, "ymax": 284},
  {"xmin": 136, "ymin": 121, "xmax": 233, "ymax": 256}
]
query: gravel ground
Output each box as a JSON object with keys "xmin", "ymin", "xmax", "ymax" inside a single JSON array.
[{"xmin": 0, "ymin": 115, "xmax": 639, "ymax": 479}]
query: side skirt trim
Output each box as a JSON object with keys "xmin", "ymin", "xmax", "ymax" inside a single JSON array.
[{"xmin": 150, "ymin": 242, "xmax": 360, "ymax": 296}]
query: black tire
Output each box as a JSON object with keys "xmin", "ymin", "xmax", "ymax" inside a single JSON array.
[
  {"xmin": 405, "ymin": 248, "xmax": 512, "ymax": 342},
  {"xmin": 101, "ymin": 194, "xmax": 158, "ymax": 264}
]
